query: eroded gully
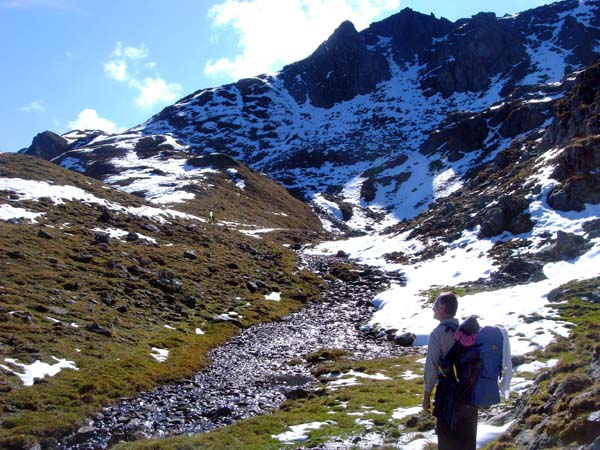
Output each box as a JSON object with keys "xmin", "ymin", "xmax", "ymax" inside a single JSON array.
[{"xmin": 58, "ymin": 253, "xmax": 417, "ymax": 449}]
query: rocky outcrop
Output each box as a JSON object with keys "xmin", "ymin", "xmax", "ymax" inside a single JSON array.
[
  {"xmin": 543, "ymin": 61, "xmax": 600, "ymax": 211},
  {"xmin": 479, "ymin": 195, "xmax": 534, "ymax": 238},
  {"xmin": 420, "ymin": 113, "xmax": 489, "ymax": 160},
  {"xmin": 21, "ymin": 131, "xmax": 69, "ymax": 160},
  {"xmin": 543, "ymin": 60, "xmax": 600, "ymax": 150}
]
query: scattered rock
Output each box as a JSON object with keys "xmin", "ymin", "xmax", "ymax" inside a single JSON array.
[
  {"xmin": 93, "ymin": 232, "xmax": 110, "ymax": 245},
  {"xmin": 98, "ymin": 208, "xmax": 112, "ymax": 223},
  {"xmin": 246, "ymin": 281, "xmax": 259, "ymax": 293},
  {"xmin": 85, "ymin": 323, "xmax": 113, "ymax": 338},
  {"xmin": 13, "ymin": 311, "xmax": 33, "ymax": 322},
  {"xmin": 141, "ymin": 223, "xmax": 160, "ymax": 233},
  {"xmin": 63, "ymin": 282, "xmax": 81, "ymax": 291},
  {"xmin": 38, "ymin": 228, "xmax": 54, "ymax": 239},
  {"xmin": 151, "ymin": 271, "xmax": 183, "ymax": 294},
  {"xmin": 181, "ymin": 296, "xmax": 197, "ymax": 308},
  {"xmin": 126, "ymin": 232, "xmax": 139, "ymax": 242},
  {"xmin": 72, "ymin": 253, "xmax": 94, "ymax": 263},
  {"xmin": 183, "ymin": 250, "xmax": 197, "ymax": 260},
  {"xmin": 72, "ymin": 426, "xmax": 97, "ymax": 444}
]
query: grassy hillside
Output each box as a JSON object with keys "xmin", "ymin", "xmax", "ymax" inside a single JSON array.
[{"xmin": 0, "ymin": 153, "xmax": 324, "ymax": 448}]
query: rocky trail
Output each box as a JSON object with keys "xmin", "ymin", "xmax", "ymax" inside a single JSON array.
[{"xmin": 58, "ymin": 254, "xmax": 415, "ymax": 449}]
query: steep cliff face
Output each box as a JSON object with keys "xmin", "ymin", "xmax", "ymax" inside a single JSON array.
[
  {"xmin": 544, "ymin": 61, "xmax": 600, "ymax": 211},
  {"xmin": 282, "ymin": 20, "xmax": 391, "ymax": 108},
  {"xmin": 420, "ymin": 12, "xmax": 528, "ymax": 97}
]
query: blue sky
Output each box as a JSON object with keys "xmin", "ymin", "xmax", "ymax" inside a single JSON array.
[{"xmin": 1, "ymin": 0, "xmax": 552, "ymax": 152}]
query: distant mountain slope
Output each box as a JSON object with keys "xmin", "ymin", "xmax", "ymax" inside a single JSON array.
[
  {"xmin": 21, "ymin": 1, "xmax": 600, "ymax": 234},
  {"xmin": 20, "ymin": 135, "xmax": 323, "ymax": 239}
]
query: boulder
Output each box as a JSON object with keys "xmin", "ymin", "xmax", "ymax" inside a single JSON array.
[
  {"xmin": 93, "ymin": 232, "xmax": 110, "ymax": 245},
  {"xmin": 183, "ymin": 250, "xmax": 197, "ymax": 260},
  {"xmin": 151, "ymin": 271, "xmax": 183, "ymax": 294},
  {"xmin": 126, "ymin": 232, "xmax": 139, "ymax": 242},
  {"xmin": 479, "ymin": 196, "xmax": 531, "ymax": 238},
  {"xmin": 543, "ymin": 231, "xmax": 588, "ymax": 260},
  {"xmin": 547, "ymin": 174, "xmax": 600, "ymax": 212},
  {"xmin": 394, "ymin": 332, "xmax": 416, "ymax": 346}
]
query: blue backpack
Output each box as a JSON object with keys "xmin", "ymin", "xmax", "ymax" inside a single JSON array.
[
  {"xmin": 471, "ymin": 326, "xmax": 504, "ymax": 407},
  {"xmin": 433, "ymin": 324, "xmax": 505, "ymax": 428}
]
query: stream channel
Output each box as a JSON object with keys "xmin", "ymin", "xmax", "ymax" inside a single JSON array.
[{"xmin": 58, "ymin": 253, "xmax": 415, "ymax": 449}]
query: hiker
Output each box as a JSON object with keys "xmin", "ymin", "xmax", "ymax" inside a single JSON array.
[
  {"xmin": 424, "ymin": 295, "xmax": 513, "ymax": 450},
  {"xmin": 422, "ymin": 291, "xmax": 478, "ymax": 450}
]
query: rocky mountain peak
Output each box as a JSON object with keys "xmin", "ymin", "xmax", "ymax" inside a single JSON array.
[
  {"xmin": 323, "ymin": 19, "xmax": 358, "ymax": 43},
  {"xmin": 282, "ymin": 18, "xmax": 390, "ymax": 108}
]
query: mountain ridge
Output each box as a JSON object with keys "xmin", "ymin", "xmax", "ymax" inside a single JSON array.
[{"xmin": 20, "ymin": 0, "xmax": 600, "ymax": 236}]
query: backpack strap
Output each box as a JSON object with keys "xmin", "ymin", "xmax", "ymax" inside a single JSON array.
[{"xmin": 438, "ymin": 321, "xmax": 458, "ymax": 334}]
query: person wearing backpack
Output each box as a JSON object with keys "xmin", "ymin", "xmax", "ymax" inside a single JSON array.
[
  {"xmin": 422, "ymin": 292, "xmax": 462, "ymax": 447},
  {"xmin": 430, "ymin": 312, "xmax": 513, "ymax": 450}
]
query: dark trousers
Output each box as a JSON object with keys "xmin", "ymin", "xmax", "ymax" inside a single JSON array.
[{"xmin": 436, "ymin": 402, "xmax": 478, "ymax": 450}]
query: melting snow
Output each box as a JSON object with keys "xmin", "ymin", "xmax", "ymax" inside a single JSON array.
[
  {"xmin": 0, "ymin": 357, "xmax": 78, "ymax": 386},
  {"xmin": 0, "ymin": 204, "xmax": 45, "ymax": 222},
  {"xmin": 272, "ymin": 421, "xmax": 334, "ymax": 443},
  {"xmin": 264, "ymin": 292, "xmax": 281, "ymax": 301},
  {"xmin": 392, "ymin": 406, "xmax": 422, "ymax": 420},
  {"xmin": 150, "ymin": 347, "xmax": 169, "ymax": 362},
  {"xmin": 400, "ymin": 370, "xmax": 421, "ymax": 381},
  {"xmin": 307, "ymin": 145, "xmax": 600, "ymax": 358},
  {"xmin": 0, "ymin": 177, "xmax": 204, "ymax": 224}
]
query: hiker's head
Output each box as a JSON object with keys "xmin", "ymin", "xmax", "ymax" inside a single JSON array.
[{"xmin": 433, "ymin": 292, "xmax": 458, "ymax": 320}]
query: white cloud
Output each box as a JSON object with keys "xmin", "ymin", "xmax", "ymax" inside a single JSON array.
[
  {"xmin": 18, "ymin": 101, "xmax": 45, "ymax": 113},
  {"xmin": 111, "ymin": 41, "xmax": 148, "ymax": 60},
  {"xmin": 104, "ymin": 60, "xmax": 128, "ymax": 81},
  {"xmin": 68, "ymin": 109, "xmax": 121, "ymax": 133},
  {"xmin": 205, "ymin": 0, "xmax": 401, "ymax": 81},
  {"xmin": 132, "ymin": 77, "xmax": 183, "ymax": 108},
  {"xmin": 104, "ymin": 42, "xmax": 181, "ymax": 108}
]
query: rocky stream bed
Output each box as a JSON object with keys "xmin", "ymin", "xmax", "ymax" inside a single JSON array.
[{"xmin": 57, "ymin": 254, "xmax": 416, "ymax": 449}]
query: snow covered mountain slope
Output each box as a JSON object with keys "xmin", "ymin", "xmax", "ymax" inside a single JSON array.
[{"xmin": 22, "ymin": 0, "xmax": 600, "ymax": 235}]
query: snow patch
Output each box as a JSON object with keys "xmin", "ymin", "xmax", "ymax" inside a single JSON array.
[{"xmin": 0, "ymin": 357, "xmax": 78, "ymax": 386}]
